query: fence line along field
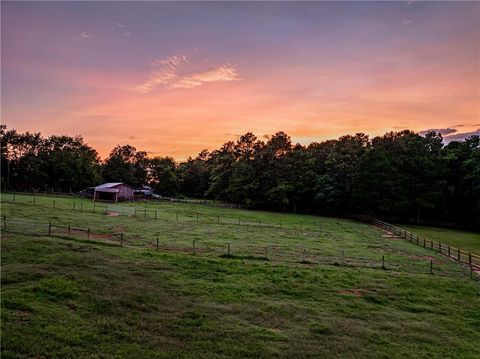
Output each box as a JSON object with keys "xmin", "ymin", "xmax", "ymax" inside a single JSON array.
[{"xmin": 1, "ymin": 193, "xmax": 480, "ymax": 358}]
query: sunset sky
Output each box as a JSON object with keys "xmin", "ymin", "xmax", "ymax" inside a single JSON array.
[{"xmin": 2, "ymin": 1, "xmax": 479, "ymax": 160}]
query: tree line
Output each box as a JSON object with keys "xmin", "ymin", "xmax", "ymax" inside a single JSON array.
[{"xmin": 1, "ymin": 124, "xmax": 479, "ymax": 230}]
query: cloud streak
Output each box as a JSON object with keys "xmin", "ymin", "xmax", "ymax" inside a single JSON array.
[{"xmin": 134, "ymin": 54, "xmax": 239, "ymax": 93}]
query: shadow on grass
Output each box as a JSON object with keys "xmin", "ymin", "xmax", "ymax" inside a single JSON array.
[{"xmin": 219, "ymin": 253, "xmax": 269, "ymax": 261}]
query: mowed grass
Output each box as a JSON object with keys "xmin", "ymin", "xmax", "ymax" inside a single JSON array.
[
  {"xmin": 1, "ymin": 193, "xmax": 480, "ymax": 358},
  {"xmin": 401, "ymin": 225, "xmax": 480, "ymax": 253}
]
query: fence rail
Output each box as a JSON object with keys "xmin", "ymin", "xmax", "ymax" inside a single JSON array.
[{"xmin": 371, "ymin": 218, "xmax": 480, "ymax": 271}]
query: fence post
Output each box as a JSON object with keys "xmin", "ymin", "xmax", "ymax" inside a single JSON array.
[
  {"xmin": 227, "ymin": 243, "xmax": 230, "ymax": 256},
  {"xmin": 430, "ymin": 260, "xmax": 433, "ymax": 274},
  {"xmin": 48, "ymin": 221, "xmax": 51, "ymax": 236},
  {"xmin": 439, "ymin": 243, "xmax": 441, "ymax": 253},
  {"xmin": 156, "ymin": 237, "xmax": 159, "ymax": 251},
  {"xmin": 87, "ymin": 228, "xmax": 90, "ymax": 240},
  {"xmin": 68, "ymin": 225, "xmax": 71, "ymax": 236},
  {"xmin": 33, "ymin": 195, "xmax": 36, "ymax": 205},
  {"xmin": 469, "ymin": 253, "xmax": 472, "ymax": 265},
  {"xmin": 423, "ymin": 238, "xmax": 426, "ymax": 248},
  {"xmin": 430, "ymin": 240, "xmax": 433, "ymax": 250},
  {"xmin": 2, "ymin": 215, "xmax": 6, "ymax": 231},
  {"xmin": 144, "ymin": 208, "xmax": 146, "ymax": 218},
  {"xmin": 120, "ymin": 233, "xmax": 124, "ymax": 247},
  {"xmin": 217, "ymin": 215, "xmax": 220, "ymax": 224},
  {"xmin": 192, "ymin": 239, "xmax": 196, "ymax": 254},
  {"xmin": 448, "ymin": 246, "xmax": 451, "ymax": 257},
  {"xmin": 302, "ymin": 248, "xmax": 306, "ymax": 263},
  {"xmin": 416, "ymin": 236, "xmax": 419, "ymax": 245},
  {"xmin": 382, "ymin": 255, "xmax": 385, "ymax": 270}
]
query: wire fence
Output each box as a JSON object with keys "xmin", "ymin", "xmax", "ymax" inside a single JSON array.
[
  {"xmin": 1, "ymin": 215, "xmax": 477, "ymax": 282},
  {"xmin": 1, "ymin": 192, "xmax": 343, "ymax": 233}
]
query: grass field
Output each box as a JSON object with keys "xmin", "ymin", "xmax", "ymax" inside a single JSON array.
[{"xmin": 1, "ymin": 193, "xmax": 480, "ymax": 358}]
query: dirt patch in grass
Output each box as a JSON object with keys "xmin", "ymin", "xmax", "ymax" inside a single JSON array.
[
  {"xmin": 106, "ymin": 211, "xmax": 120, "ymax": 217},
  {"xmin": 339, "ymin": 289, "xmax": 365, "ymax": 297},
  {"xmin": 380, "ymin": 229, "xmax": 403, "ymax": 240}
]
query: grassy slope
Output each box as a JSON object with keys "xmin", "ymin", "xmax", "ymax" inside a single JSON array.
[
  {"xmin": 400, "ymin": 225, "xmax": 480, "ymax": 254},
  {"xmin": 1, "ymin": 194, "xmax": 480, "ymax": 358}
]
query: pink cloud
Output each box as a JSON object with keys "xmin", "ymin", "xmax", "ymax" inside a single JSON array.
[{"xmin": 134, "ymin": 54, "xmax": 239, "ymax": 92}]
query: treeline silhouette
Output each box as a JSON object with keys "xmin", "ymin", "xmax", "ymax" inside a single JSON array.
[{"xmin": 1, "ymin": 124, "xmax": 479, "ymax": 230}]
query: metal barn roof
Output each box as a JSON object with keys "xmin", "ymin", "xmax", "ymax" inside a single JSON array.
[{"xmin": 95, "ymin": 182, "xmax": 128, "ymax": 190}]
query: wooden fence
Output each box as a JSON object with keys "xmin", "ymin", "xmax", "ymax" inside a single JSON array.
[{"xmin": 371, "ymin": 218, "xmax": 480, "ymax": 271}]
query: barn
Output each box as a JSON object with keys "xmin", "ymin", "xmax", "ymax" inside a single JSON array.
[{"xmin": 93, "ymin": 183, "xmax": 134, "ymax": 202}]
